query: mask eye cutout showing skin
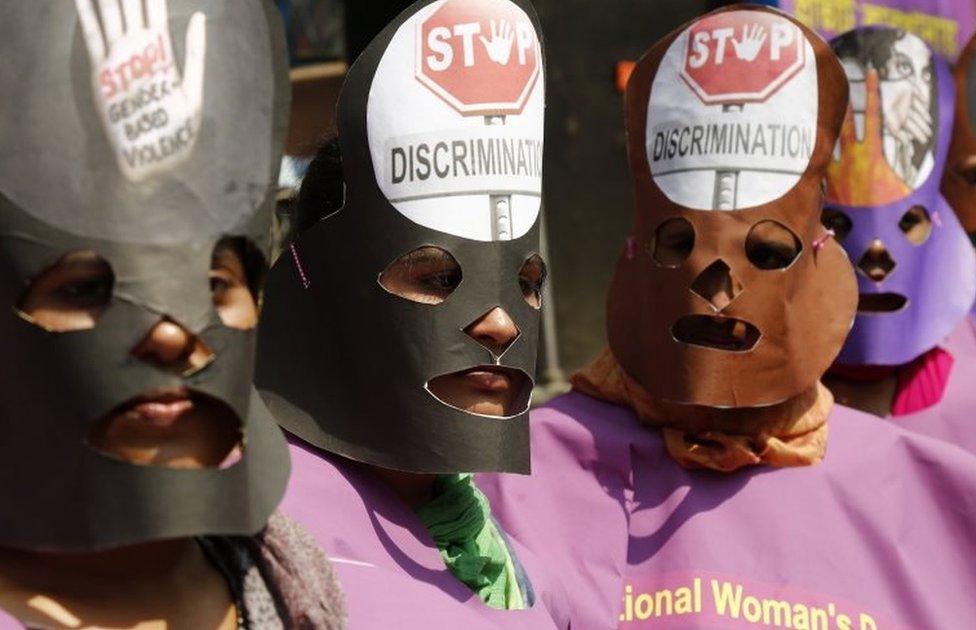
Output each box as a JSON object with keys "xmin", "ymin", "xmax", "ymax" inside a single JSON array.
[
  {"xmin": 745, "ymin": 220, "xmax": 802, "ymax": 270},
  {"xmin": 427, "ymin": 307, "xmax": 531, "ymax": 418},
  {"xmin": 821, "ymin": 208, "xmax": 854, "ymax": 242},
  {"xmin": 651, "ymin": 217, "xmax": 695, "ymax": 267},
  {"xmin": 16, "ymin": 250, "xmax": 114, "ymax": 332},
  {"xmin": 378, "ymin": 246, "xmax": 462, "ymax": 305},
  {"xmin": 898, "ymin": 205, "xmax": 932, "ymax": 245},
  {"xmin": 210, "ymin": 237, "xmax": 261, "ymax": 330},
  {"xmin": 518, "ymin": 254, "xmax": 547, "ymax": 309},
  {"xmin": 86, "ymin": 390, "xmax": 244, "ymax": 471}
]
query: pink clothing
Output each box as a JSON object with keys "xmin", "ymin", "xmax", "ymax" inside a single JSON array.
[
  {"xmin": 480, "ymin": 392, "xmax": 976, "ymax": 629},
  {"xmin": 895, "ymin": 318, "xmax": 976, "ymax": 453},
  {"xmin": 280, "ymin": 438, "xmax": 571, "ymax": 629}
]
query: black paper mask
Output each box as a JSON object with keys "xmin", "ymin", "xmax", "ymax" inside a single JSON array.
[
  {"xmin": 0, "ymin": 0, "xmax": 290, "ymax": 551},
  {"xmin": 256, "ymin": 0, "xmax": 546, "ymax": 474}
]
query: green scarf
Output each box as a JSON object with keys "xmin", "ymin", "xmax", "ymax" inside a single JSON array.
[{"xmin": 416, "ymin": 473, "xmax": 526, "ymax": 610}]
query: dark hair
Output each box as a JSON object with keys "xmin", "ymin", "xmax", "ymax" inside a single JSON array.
[{"xmin": 282, "ymin": 137, "xmax": 345, "ymax": 246}]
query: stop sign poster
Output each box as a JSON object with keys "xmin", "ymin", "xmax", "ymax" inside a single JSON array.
[
  {"xmin": 646, "ymin": 10, "xmax": 818, "ymax": 210},
  {"xmin": 366, "ymin": 0, "xmax": 544, "ymax": 241}
]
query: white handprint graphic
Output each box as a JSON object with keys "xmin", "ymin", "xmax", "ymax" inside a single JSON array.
[
  {"xmin": 731, "ymin": 24, "xmax": 767, "ymax": 62},
  {"xmin": 75, "ymin": 0, "xmax": 206, "ymax": 182},
  {"xmin": 479, "ymin": 19, "xmax": 515, "ymax": 65}
]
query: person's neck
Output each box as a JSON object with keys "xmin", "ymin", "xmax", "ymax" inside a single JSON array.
[
  {"xmin": 368, "ymin": 465, "xmax": 439, "ymax": 510},
  {"xmin": 823, "ymin": 369, "xmax": 899, "ymax": 418},
  {"xmin": 0, "ymin": 538, "xmax": 196, "ymax": 584}
]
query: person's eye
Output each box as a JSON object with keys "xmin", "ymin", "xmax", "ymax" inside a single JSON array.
[
  {"xmin": 380, "ymin": 246, "xmax": 462, "ymax": 305},
  {"xmin": 210, "ymin": 239, "xmax": 260, "ymax": 330},
  {"xmin": 421, "ymin": 269, "xmax": 463, "ymax": 292},
  {"xmin": 16, "ymin": 251, "xmax": 115, "ymax": 332},
  {"xmin": 651, "ymin": 217, "xmax": 695, "ymax": 267},
  {"xmin": 56, "ymin": 277, "xmax": 112, "ymax": 305},
  {"xmin": 898, "ymin": 205, "xmax": 932, "ymax": 245},
  {"xmin": 745, "ymin": 220, "xmax": 802, "ymax": 270},
  {"xmin": 821, "ymin": 208, "xmax": 853, "ymax": 241},
  {"xmin": 518, "ymin": 254, "xmax": 547, "ymax": 308}
]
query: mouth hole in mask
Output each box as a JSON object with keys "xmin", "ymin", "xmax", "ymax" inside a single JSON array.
[
  {"xmin": 745, "ymin": 220, "xmax": 802, "ymax": 270},
  {"xmin": 15, "ymin": 250, "xmax": 114, "ymax": 333},
  {"xmin": 426, "ymin": 366, "xmax": 533, "ymax": 418},
  {"xmin": 857, "ymin": 292, "xmax": 909, "ymax": 313},
  {"xmin": 671, "ymin": 314, "xmax": 761, "ymax": 353},
  {"xmin": 650, "ymin": 217, "xmax": 695, "ymax": 267},
  {"xmin": 379, "ymin": 246, "xmax": 462, "ymax": 305},
  {"xmin": 898, "ymin": 205, "xmax": 932, "ymax": 245},
  {"xmin": 211, "ymin": 237, "xmax": 265, "ymax": 331},
  {"xmin": 85, "ymin": 389, "xmax": 244, "ymax": 470}
]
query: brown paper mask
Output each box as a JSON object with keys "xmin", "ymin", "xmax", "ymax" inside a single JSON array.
[
  {"xmin": 942, "ymin": 33, "xmax": 976, "ymax": 235},
  {"xmin": 607, "ymin": 5, "xmax": 857, "ymax": 408}
]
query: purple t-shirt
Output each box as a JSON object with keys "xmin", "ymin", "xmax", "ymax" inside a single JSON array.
[
  {"xmin": 280, "ymin": 438, "xmax": 571, "ymax": 629},
  {"xmin": 479, "ymin": 392, "xmax": 976, "ymax": 629}
]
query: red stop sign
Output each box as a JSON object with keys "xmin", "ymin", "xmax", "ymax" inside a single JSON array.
[
  {"xmin": 679, "ymin": 11, "xmax": 806, "ymax": 106},
  {"xmin": 416, "ymin": 0, "xmax": 541, "ymax": 116}
]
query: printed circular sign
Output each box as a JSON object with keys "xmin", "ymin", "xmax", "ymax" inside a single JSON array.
[
  {"xmin": 367, "ymin": 0, "xmax": 544, "ymax": 241},
  {"xmin": 827, "ymin": 29, "xmax": 938, "ymax": 206},
  {"xmin": 647, "ymin": 10, "xmax": 818, "ymax": 210}
]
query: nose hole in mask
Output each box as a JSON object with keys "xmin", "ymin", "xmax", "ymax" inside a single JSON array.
[
  {"xmin": 690, "ymin": 259, "xmax": 743, "ymax": 312},
  {"xmin": 463, "ymin": 306, "xmax": 521, "ymax": 360},
  {"xmin": 856, "ymin": 239, "xmax": 897, "ymax": 283},
  {"xmin": 131, "ymin": 317, "xmax": 215, "ymax": 377}
]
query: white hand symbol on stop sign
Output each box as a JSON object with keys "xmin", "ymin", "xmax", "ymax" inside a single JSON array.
[{"xmin": 75, "ymin": 0, "xmax": 206, "ymax": 182}]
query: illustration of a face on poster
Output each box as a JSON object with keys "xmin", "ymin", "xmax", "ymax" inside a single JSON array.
[{"xmin": 830, "ymin": 29, "xmax": 938, "ymax": 205}]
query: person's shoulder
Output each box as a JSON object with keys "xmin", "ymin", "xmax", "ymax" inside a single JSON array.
[
  {"xmin": 534, "ymin": 391, "xmax": 647, "ymax": 443},
  {"xmin": 827, "ymin": 402, "xmax": 976, "ymax": 488}
]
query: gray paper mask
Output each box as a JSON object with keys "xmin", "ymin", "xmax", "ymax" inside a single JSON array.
[
  {"xmin": 256, "ymin": 0, "xmax": 546, "ymax": 474},
  {"xmin": 0, "ymin": 0, "xmax": 290, "ymax": 551}
]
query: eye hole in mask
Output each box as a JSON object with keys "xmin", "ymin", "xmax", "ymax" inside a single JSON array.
[
  {"xmin": 898, "ymin": 205, "xmax": 932, "ymax": 245},
  {"xmin": 379, "ymin": 246, "xmax": 462, "ymax": 305},
  {"xmin": 821, "ymin": 208, "xmax": 853, "ymax": 242},
  {"xmin": 650, "ymin": 217, "xmax": 695, "ymax": 267},
  {"xmin": 211, "ymin": 237, "xmax": 264, "ymax": 330},
  {"xmin": 16, "ymin": 250, "xmax": 114, "ymax": 332},
  {"xmin": 518, "ymin": 254, "xmax": 547, "ymax": 309},
  {"xmin": 745, "ymin": 220, "xmax": 802, "ymax": 270}
]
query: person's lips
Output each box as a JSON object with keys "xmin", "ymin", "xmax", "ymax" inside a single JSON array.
[
  {"xmin": 461, "ymin": 368, "xmax": 513, "ymax": 393},
  {"xmin": 118, "ymin": 389, "xmax": 195, "ymax": 429}
]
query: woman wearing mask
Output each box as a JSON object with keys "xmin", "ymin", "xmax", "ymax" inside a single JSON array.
[
  {"xmin": 255, "ymin": 0, "xmax": 569, "ymax": 626},
  {"xmin": 0, "ymin": 1, "xmax": 342, "ymax": 627},
  {"xmin": 822, "ymin": 27, "xmax": 976, "ymax": 453},
  {"xmin": 480, "ymin": 7, "xmax": 976, "ymax": 629}
]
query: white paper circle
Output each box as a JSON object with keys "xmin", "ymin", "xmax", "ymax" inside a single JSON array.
[
  {"xmin": 646, "ymin": 10, "xmax": 818, "ymax": 210},
  {"xmin": 366, "ymin": 0, "xmax": 544, "ymax": 241}
]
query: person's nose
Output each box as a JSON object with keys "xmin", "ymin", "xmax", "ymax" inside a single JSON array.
[
  {"xmin": 463, "ymin": 306, "xmax": 520, "ymax": 358},
  {"xmin": 131, "ymin": 317, "xmax": 214, "ymax": 375},
  {"xmin": 690, "ymin": 259, "xmax": 743, "ymax": 312},
  {"xmin": 857, "ymin": 238, "xmax": 897, "ymax": 283}
]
